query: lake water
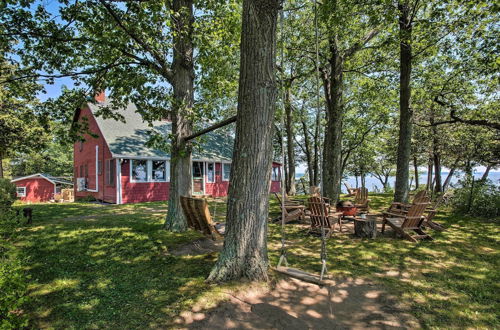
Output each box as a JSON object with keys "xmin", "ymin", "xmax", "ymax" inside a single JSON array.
[{"xmin": 295, "ymin": 171, "xmax": 500, "ymax": 193}]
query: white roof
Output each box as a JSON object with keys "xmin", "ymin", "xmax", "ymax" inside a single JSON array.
[{"xmin": 11, "ymin": 173, "xmax": 73, "ymax": 185}]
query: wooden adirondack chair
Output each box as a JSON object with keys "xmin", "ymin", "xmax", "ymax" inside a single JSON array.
[
  {"xmin": 275, "ymin": 198, "xmax": 305, "ymax": 224},
  {"xmin": 344, "ymin": 182, "xmax": 359, "ymax": 197},
  {"xmin": 386, "ymin": 190, "xmax": 429, "ymax": 215},
  {"xmin": 382, "ymin": 202, "xmax": 433, "ymax": 242},
  {"xmin": 180, "ymin": 196, "xmax": 225, "ymax": 240},
  {"xmin": 353, "ymin": 187, "xmax": 370, "ymax": 212},
  {"xmin": 274, "ymin": 192, "xmax": 305, "ymax": 212},
  {"xmin": 307, "ymin": 196, "xmax": 342, "ymax": 236},
  {"xmin": 422, "ymin": 193, "xmax": 447, "ymax": 231}
]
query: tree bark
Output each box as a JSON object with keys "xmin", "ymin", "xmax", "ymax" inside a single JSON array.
[
  {"xmin": 394, "ymin": 2, "xmax": 413, "ymax": 203},
  {"xmin": 164, "ymin": 0, "xmax": 194, "ymax": 232},
  {"xmin": 413, "ymin": 156, "xmax": 419, "ymax": 189},
  {"xmin": 284, "ymin": 83, "xmax": 296, "ymax": 195},
  {"xmin": 425, "ymin": 156, "xmax": 433, "ymax": 191},
  {"xmin": 0, "ymin": 153, "xmax": 3, "ymax": 178},
  {"xmin": 442, "ymin": 166, "xmax": 456, "ymax": 191},
  {"xmin": 480, "ymin": 164, "xmax": 493, "ymax": 181},
  {"xmin": 433, "ymin": 153, "xmax": 442, "ymax": 193},
  {"xmin": 322, "ymin": 37, "xmax": 344, "ymax": 204},
  {"xmin": 301, "ymin": 120, "xmax": 314, "ymax": 187},
  {"xmin": 207, "ymin": 0, "xmax": 278, "ymax": 282}
]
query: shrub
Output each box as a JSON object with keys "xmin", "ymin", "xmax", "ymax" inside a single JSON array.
[
  {"xmin": 0, "ymin": 179, "xmax": 17, "ymax": 210},
  {"xmin": 0, "ymin": 209, "xmax": 22, "ymax": 239},
  {"xmin": 0, "ymin": 251, "xmax": 29, "ymax": 329},
  {"xmin": 450, "ymin": 178, "xmax": 500, "ymax": 218}
]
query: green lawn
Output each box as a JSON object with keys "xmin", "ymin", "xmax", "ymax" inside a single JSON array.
[{"xmin": 12, "ymin": 195, "xmax": 500, "ymax": 328}]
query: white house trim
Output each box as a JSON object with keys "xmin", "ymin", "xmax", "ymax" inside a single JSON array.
[
  {"xmin": 11, "ymin": 173, "xmax": 55, "ymax": 184},
  {"xmin": 116, "ymin": 158, "xmax": 122, "ymax": 204},
  {"xmin": 113, "ymin": 154, "xmax": 170, "ymax": 161}
]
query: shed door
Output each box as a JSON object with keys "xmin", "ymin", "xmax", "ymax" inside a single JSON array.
[{"xmin": 192, "ymin": 162, "xmax": 204, "ymax": 195}]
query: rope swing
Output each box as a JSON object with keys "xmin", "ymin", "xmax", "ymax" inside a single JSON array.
[{"xmin": 274, "ymin": 0, "xmax": 332, "ymax": 287}]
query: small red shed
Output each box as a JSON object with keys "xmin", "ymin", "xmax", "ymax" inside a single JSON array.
[{"xmin": 11, "ymin": 173, "xmax": 73, "ymax": 203}]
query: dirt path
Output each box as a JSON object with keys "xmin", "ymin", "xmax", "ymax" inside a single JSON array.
[{"xmin": 176, "ymin": 277, "xmax": 419, "ymax": 329}]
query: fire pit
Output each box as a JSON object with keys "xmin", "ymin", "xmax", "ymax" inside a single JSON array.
[{"xmin": 336, "ymin": 200, "xmax": 357, "ymax": 216}]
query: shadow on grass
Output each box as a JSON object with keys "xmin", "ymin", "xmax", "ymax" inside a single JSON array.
[
  {"xmin": 17, "ymin": 204, "xmax": 214, "ymax": 329},
  {"xmin": 13, "ymin": 194, "xmax": 500, "ymax": 328},
  {"xmin": 267, "ymin": 193, "xmax": 499, "ymax": 328}
]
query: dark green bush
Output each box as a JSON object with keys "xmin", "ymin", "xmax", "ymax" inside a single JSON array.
[
  {"xmin": 450, "ymin": 178, "xmax": 500, "ymax": 218},
  {"xmin": 0, "ymin": 251, "xmax": 29, "ymax": 329},
  {"xmin": 0, "ymin": 178, "xmax": 17, "ymax": 210},
  {"xmin": 0, "ymin": 179, "xmax": 29, "ymax": 328}
]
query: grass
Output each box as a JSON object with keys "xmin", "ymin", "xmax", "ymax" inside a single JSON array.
[{"xmin": 11, "ymin": 195, "xmax": 500, "ymax": 328}]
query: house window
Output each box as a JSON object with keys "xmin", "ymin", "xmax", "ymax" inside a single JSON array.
[
  {"xmin": 80, "ymin": 165, "xmax": 84, "ymax": 177},
  {"xmin": 106, "ymin": 159, "xmax": 116, "ymax": 186},
  {"xmin": 272, "ymin": 167, "xmax": 280, "ymax": 181},
  {"xmin": 222, "ymin": 163, "xmax": 231, "ymax": 181},
  {"xmin": 16, "ymin": 187, "xmax": 26, "ymax": 197},
  {"xmin": 152, "ymin": 160, "xmax": 167, "ymax": 182},
  {"xmin": 206, "ymin": 163, "xmax": 215, "ymax": 183},
  {"xmin": 131, "ymin": 159, "xmax": 148, "ymax": 182}
]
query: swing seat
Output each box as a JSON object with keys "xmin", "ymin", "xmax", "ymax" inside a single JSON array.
[{"xmin": 273, "ymin": 266, "xmax": 334, "ymax": 286}]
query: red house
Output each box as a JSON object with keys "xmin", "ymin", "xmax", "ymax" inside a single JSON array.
[
  {"xmin": 73, "ymin": 97, "xmax": 281, "ymax": 204},
  {"xmin": 11, "ymin": 173, "xmax": 73, "ymax": 203}
]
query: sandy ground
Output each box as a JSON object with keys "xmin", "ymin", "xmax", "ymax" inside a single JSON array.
[
  {"xmin": 175, "ymin": 276, "xmax": 418, "ymax": 329},
  {"xmin": 171, "ymin": 214, "xmax": 422, "ymax": 329}
]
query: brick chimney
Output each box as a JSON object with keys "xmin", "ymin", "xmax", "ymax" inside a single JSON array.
[{"xmin": 95, "ymin": 91, "xmax": 105, "ymax": 103}]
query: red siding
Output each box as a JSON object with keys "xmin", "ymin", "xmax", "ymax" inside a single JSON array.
[
  {"xmin": 120, "ymin": 160, "xmax": 169, "ymax": 203},
  {"xmin": 74, "ymin": 106, "xmax": 116, "ymax": 203},
  {"xmin": 270, "ymin": 162, "xmax": 281, "ymax": 193},
  {"xmin": 14, "ymin": 178, "xmax": 54, "ymax": 203},
  {"xmin": 205, "ymin": 162, "xmax": 229, "ymax": 197}
]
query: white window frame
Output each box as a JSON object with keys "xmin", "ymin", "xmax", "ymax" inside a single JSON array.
[
  {"xmin": 206, "ymin": 162, "xmax": 215, "ymax": 183},
  {"xmin": 222, "ymin": 162, "xmax": 231, "ymax": 182},
  {"xmin": 130, "ymin": 159, "xmax": 149, "ymax": 183},
  {"xmin": 272, "ymin": 167, "xmax": 280, "ymax": 182},
  {"xmin": 152, "ymin": 160, "xmax": 169, "ymax": 182},
  {"xmin": 16, "ymin": 186, "xmax": 26, "ymax": 197},
  {"xmin": 130, "ymin": 159, "xmax": 170, "ymax": 183}
]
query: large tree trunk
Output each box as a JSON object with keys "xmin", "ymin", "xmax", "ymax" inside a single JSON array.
[
  {"xmin": 313, "ymin": 111, "xmax": 320, "ymax": 186},
  {"xmin": 322, "ymin": 39, "xmax": 343, "ymax": 204},
  {"xmin": 425, "ymin": 156, "xmax": 433, "ymax": 191},
  {"xmin": 301, "ymin": 120, "xmax": 314, "ymax": 187},
  {"xmin": 413, "ymin": 156, "xmax": 419, "ymax": 189},
  {"xmin": 164, "ymin": 0, "xmax": 194, "ymax": 232},
  {"xmin": 284, "ymin": 84, "xmax": 296, "ymax": 195},
  {"xmin": 433, "ymin": 153, "xmax": 442, "ymax": 193},
  {"xmin": 207, "ymin": 0, "xmax": 278, "ymax": 282},
  {"xmin": 0, "ymin": 153, "xmax": 3, "ymax": 178},
  {"xmin": 394, "ymin": 3, "xmax": 413, "ymax": 203}
]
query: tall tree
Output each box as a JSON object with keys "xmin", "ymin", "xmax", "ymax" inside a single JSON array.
[
  {"xmin": 0, "ymin": 59, "xmax": 45, "ymax": 178},
  {"xmin": 208, "ymin": 0, "xmax": 279, "ymax": 282},
  {"xmin": 2, "ymin": 0, "xmax": 239, "ymax": 231},
  {"xmin": 393, "ymin": 0, "xmax": 414, "ymax": 203},
  {"xmin": 319, "ymin": 0, "xmax": 381, "ymax": 204}
]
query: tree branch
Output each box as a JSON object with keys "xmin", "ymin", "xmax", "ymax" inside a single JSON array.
[
  {"xmin": 98, "ymin": 0, "xmax": 173, "ymax": 82},
  {"xmin": 183, "ymin": 116, "xmax": 237, "ymax": 142},
  {"xmin": 344, "ymin": 29, "xmax": 380, "ymax": 58},
  {"xmin": 422, "ymin": 96, "xmax": 500, "ymax": 130}
]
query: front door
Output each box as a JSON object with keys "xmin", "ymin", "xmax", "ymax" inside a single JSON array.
[{"xmin": 192, "ymin": 161, "xmax": 204, "ymax": 195}]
